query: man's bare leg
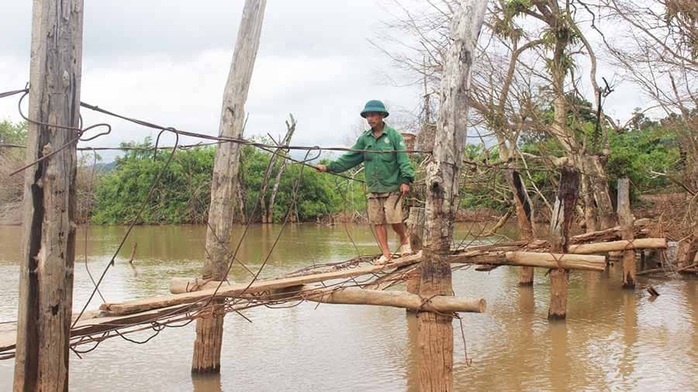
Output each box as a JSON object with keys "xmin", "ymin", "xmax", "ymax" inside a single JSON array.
[
  {"xmin": 375, "ymin": 224, "xmax": 392, "ymax": 259},
  {"xmin": 391, "ymin": 223, "xmax": 409, "ymax": 246}
]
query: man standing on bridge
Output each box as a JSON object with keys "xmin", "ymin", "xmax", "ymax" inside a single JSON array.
[{"xmin": 316, "ymin": 100, "xmax": 415, "ymax": 264}]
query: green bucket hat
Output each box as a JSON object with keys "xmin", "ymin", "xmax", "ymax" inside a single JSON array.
[{"xmin": 360, "ymin": 100, "xmax": 389, "ymax": 118}]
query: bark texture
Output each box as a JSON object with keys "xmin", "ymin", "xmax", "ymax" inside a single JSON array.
[
  {"xmin": 14, "ymin": 1, "xmax": 84, "ymax": 390},
  {"xmin": 418, "ymin": 2, "xmax": 488, "ymax": 390},
  {"xmin": 194, "ymin": 0, "xmax": 266, "ymax": 374},
  {"xmin": 548, "ymin": 164, "xmax": 579, "ymax": 320},
  {"xmin": 617, "ymin": 178, "xmax": 636, "ymax": 288}
]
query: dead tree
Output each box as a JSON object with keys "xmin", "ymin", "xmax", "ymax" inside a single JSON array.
[
  {"xmin": 266, "ymin": 115, "xmax": 296, "ymax": 223},
  {"xmin": 418, "ymin": 1, "xmax": 488, "ymax": 390},
  {"xmin": 14, "ymin": 0, "xmax": 84, "ymax": 389},
  {"xmin": 194, "ymin": 0, "xmax": 267, "ymax": 374}
]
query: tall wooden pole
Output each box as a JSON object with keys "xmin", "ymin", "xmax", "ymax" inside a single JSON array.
[
  {"xmin": 418, "ymin": 1, "xmax": 487, "ymax": 390},
  {"xmin": 14, "ymin": 0, "xmax": 84, "ymax": 390},
  {"xmin": 548, "ymin": 163, "xmax": 579, "ymax": 320},
  {"xmin": 617, "ymin": 178, "xmax": 636, "ymax": 288},
  {"xmin": 193, "ymin": 0, "xmax": 266, "ymax": 374}
]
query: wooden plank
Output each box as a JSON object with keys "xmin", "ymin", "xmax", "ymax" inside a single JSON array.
[
  {"xmin": 568, "ymin": 238, "xmax": 666, "ymax": 254},
  {"xmin": 101, "ymin": 252, "xmax": 424, "ymax": 316}
]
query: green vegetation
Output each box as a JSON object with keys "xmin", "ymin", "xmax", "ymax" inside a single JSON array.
[
  {"xmin": 0, "ymin": 113, "xmax": 686, "ymax": 225},
  {"xmin": 91, "ymin": 139, "xmax": 366, "ymax": 224}
]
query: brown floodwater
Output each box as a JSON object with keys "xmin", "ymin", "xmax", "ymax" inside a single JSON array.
[{"xmin": 0, "ymin": 223, "xmax": 696, "ymax": 391}]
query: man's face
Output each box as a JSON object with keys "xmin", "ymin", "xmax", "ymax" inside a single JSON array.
[{"xmin": 365, "ymin": 112, "xmax": 385, "ymax": 129}]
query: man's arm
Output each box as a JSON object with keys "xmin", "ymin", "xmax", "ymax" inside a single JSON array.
[
  {"xmin": 317, "ymin": 137, "xmax": 365, "ymax": 174},
  {"xmin": 395, "ymin": 133, "xmax": 415, "ymax": 186}
]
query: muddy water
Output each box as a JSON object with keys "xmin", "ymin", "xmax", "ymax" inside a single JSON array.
[{"xmin": 0, "ymin": 223, "xmax": 696, "ymax": 391}]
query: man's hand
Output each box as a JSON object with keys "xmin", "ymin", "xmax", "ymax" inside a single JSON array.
[
  {"xmin": 400, "ymin": 183, "xmax": 409, "ymax": 194},
  {"xmin": 315, "ymin": 164, "xmax": 328, "ymax": 172}
]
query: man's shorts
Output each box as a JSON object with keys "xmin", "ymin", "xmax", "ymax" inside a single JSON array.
[{"xmin": 367, "ymin": 192, "xmax": 404, "ymax": 225}]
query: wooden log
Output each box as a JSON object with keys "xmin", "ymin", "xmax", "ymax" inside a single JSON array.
[
  {"xmin": 14, "ymin": 0, "xmax": 83, "ymax": 389},
  {"xmin": 303, "ymin": 287, "xmax": 486, "ymax": 313},
  {"xmin": 170, "ymin": 278, "xmax": 229, "ymax": 294},
  {"xmin": 617, "ymin": 178, "xmax": 636, "ymax": 288},
  {"xmin": 569, "ymin": 218, "xmax": 650, "ymax": 244},
  {"xmin": 194, "ymin": 0, "xmax": 267, "ymax": 375},
  {"xmin": 568, "ymin": 238, "xmax": 667, "ymax": 254},
  {"xmin": 449, "ymin": 250, "xmax": 605, "ymax": 271},
  {"xmin": 504, "ymin": 252, "xmax": 605, "ymax": 271},
  {"xmin": 101, "ymin": 252, "xmax": 424, "ymax": 316},
  {"xmin": 418, "ymin": 2, "xmax": 488, "ymax": 391}
]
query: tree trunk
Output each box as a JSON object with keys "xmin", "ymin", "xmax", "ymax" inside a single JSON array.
[
  {"xmin": 617, "ymin": 178, "xmax": 636, "ymax": 288},
  {"xmin": 583, "ymin": 154, "xmax": 617, "ymax": 230},
  {"xmin": 418, "ymin": 2, "xmax": 487, "ymax": 390},
  {"xmin": 14, "ymin": 1, "xmax": 83, "ymax": 390},
  {"xmin": 505, "ymin": 169, "xmax": 535, "ymax": 285},
  {"xmin": 581, "ymin": 170, "xmax": 598, "ymax": 232},
  {"xmin": 194, "ymin": 0, "xmax": 266, "ymax": 374},
  {"xmin": 406, "ymin": 207, "xmax": 424, "ymax": 313},
  {"xmin": 548, "ymin": 164, "xmax": 579, "ymax": 320},
  {"xmin": 267, "ymin": 115, "xmax": 296, "ymax": 223}
]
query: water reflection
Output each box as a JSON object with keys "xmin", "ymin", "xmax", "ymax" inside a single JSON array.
[{"xmin": 192, "ymin": 374, "xmax": 222, "ymax": 392}]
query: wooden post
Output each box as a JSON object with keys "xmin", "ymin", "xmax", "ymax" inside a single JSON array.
[
  {"xmin": 418, "ymin": 2, "xmax": 487, "ymax": 390},
  {"xmin": 193, "ymin": 0, "xmax": 266, "ymax": 374},
  {"xmin": 405, "ymin": 207, "xmax": 424, "ymax": 298},
  {"xmin": 617, "ymin": 178, "xmax": 636, "ymax": 288},
  {"xmin": 548, "ymin": 163, "xmax": 579, "ymax": 320},
  {"xmin": 14, "ymin": 0, "xmax": 84, "ymax": 390}
]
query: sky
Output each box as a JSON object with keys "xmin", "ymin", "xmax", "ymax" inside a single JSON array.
[{"xmin": 0, "ymin": 1, "xmax": 649, "ymax": 162}]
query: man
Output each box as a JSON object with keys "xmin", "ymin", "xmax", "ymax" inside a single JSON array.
[{"xmin": 316, "ymin": 100, "xmax": 415, "ymax": 264}]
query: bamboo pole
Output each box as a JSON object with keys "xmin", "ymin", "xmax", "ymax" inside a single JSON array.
[
  {"xmin": 548, "ymin": 164, "xmax": 579, "ymax": 320},
  {"xmin": 14, "ymin": 0, "xmax": 83, "ymax": 389},
  {"xmin": 418, "ymin": 2, "xmax": 488, "ymax": 390},
  {"xmin": 194, "ymin": 0, "xmax": 267, "ymax": 374}
]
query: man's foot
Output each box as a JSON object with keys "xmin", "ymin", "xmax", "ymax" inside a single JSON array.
[
  {"xmin": 373, "ymin": 254, "xmax": 392, "ymax": 265},
  {"xmin": 397, "ymin": 243, "xmax": 413, "ymax": 256}
]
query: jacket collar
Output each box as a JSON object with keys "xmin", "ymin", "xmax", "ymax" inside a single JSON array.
[{"xmin": 364, "ymin": 123, "xmax": 392, "ymax": 138}]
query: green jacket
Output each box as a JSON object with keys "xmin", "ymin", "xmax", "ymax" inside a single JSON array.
[{"xmin": 327, "ymin": 125, "xmax": 415, "ymax": 193}]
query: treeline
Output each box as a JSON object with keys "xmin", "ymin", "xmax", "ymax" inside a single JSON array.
[
  {"xmin": 0, "ymin": 116, "xmax": 689, "ymax": 225},
  {"xmin": 89, "ymin": 138, "xmax": 366, "ymax": 224}
]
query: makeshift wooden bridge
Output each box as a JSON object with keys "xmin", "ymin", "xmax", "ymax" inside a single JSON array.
[{"xmin": 0, "ymin": 220, "xmax": 667, "ymax": 360}]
